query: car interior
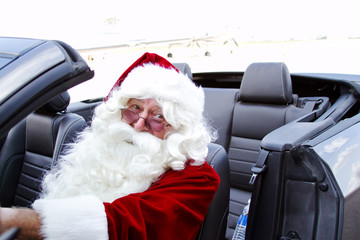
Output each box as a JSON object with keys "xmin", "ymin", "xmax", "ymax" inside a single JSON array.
[
  {"xmin": 0, "ymin": 91, "xmax": 87, "ymax": 207},
  {"xmin": 2, "ymin": 59, "xmax": 358, "ymax": 239}
]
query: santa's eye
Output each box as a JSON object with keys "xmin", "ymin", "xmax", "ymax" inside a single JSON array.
[
  {"xmin": 153, "ymin": 113, "xmax": 164, "ymax": 120},
  {"xmin": 129, "ymin": 104, "xmax": 141, "ymax": 111}
]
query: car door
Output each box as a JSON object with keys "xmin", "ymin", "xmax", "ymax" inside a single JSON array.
[{"xmin": 0, "ymin": 37, "xmax": 94, "ymax": 139}]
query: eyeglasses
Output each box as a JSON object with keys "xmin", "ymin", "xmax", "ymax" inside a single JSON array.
[{"xmin": 121, "ymin": 108, "xmax": 170, "ymax": 132}]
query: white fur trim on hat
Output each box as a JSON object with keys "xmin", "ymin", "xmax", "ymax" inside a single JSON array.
[
  {"xmin": 119, "ymin": 63, "xmax": 205, "ymax": 120},
  {"xmin": 32, "ymin": 195, "xmax": 108, "ymax": 240}
]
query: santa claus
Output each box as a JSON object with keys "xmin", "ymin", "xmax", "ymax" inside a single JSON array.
[{"xmin": 0, "ymin": 53, "xmax": 220, "ymax": 240}]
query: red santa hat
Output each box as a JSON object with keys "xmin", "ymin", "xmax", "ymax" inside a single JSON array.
[
  {"xmin": 105, "ymin": 52, "xmax": 178, "ymax": 100},
  {"xmin": 105, "ymin": 52, "xmax": 205, "ymax": 124}
]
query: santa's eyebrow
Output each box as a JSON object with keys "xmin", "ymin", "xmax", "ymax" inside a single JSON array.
[
  {"xmin": 127, "ymin": 98, "xmax": 143, "ymax": 104},
  {"xmin": 127, "ymin": 99, "xmax": 144, "ymax": 107}
]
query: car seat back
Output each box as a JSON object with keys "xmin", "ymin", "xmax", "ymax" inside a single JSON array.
[
  {"xmin": 204, "ymin": 88, "xmax": 238, "ymax": 150},
  {"xmin": 225, "ymin": 62, "xmax": 330, "ymax": 238},
  {"xmin": 173, "ymin": 63, "xmax": 231, "ymax": 240},
  {"xmin": 230, "ymin": 62, "xmax": 302, "ymax": 191},
  {"xmin": 173, "ymin": 62, "xmax": 193, "ymax": 80},
  {"xmin": 225, "ymin": 63, "xmax": 303, "ymax": 237},
  {"xmin": 197, "ymin": 143, "xmax": 230, "ymax": 240},
  {"xmin": 0, "ymin": 91, "xmax": 87, "ymax": 207}
]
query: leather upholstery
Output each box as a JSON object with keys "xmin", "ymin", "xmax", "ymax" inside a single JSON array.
[
  {"xmin": 174, "ymin": 63, "xmax": 231, "ymax": 240},
  {"xmin": 41, "ymin": 91, "xmax": 71, "ymax": 113},
  {"xmin": 239, "ymin": 62, "xmax": 293, "ymax": 104},
  {"xmin": 0, "ymin": 92, "xmax": 86, "ymax": 207},
  {"xmin": 204, "ymin": 88, "xmax": 238, "ymax": 150},
  {"xmin": 174, "ymin": 62, "xmax": 329, "ymax": 239},
  {"xmin": 197, "ymin": 143, "xmax": 230, "ymax": 240},
  {"xmin": 173, "ymin": 62, "xmax": 193, "ymax": 80},
  {"xmin": 226, "ymin": 62, "xmax": 305, "ymax": 238}
]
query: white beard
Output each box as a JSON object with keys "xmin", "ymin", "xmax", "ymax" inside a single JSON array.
[{"xmin": 40, "ymin": 118, "xmax": 171, "ymax": 203}]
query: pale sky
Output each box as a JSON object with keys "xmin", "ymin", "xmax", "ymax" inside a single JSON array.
[
  {"xmin": 1, "ymin": 0, "xmax": 359, "ymax": 49},
  {"xmin": 3, "ymin": 0, "xmax": 358, "ymax": 100}
]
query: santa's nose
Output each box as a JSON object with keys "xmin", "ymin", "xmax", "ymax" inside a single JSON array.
[{"xmin": 132, "ymin": 113, "xmax": 149, "ymax": 132}]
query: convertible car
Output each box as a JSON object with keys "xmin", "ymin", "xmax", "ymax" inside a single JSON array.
[{"xmin": 0, "ymin": 37, "xmax": 359, "ymax": 240}]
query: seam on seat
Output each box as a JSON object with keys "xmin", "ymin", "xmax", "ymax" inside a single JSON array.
[
  {"xmin": 50, "ymin": 116, "xmax": 58, "ymax": 150},
  {"xmin": 280, "ymin": 63, "xmax": 286, "ymax": 101},
  {"xmin": 14, "ymin": 194, "xmax": 32, "ymax": 203},
  {"xmin": 53, "ymin": 116, "xmax": 85, "ymax": 163},
  {"xmin": 207, "ymin": 144, "xmax": 222, "ymax": 167},
  {"xmin": 55, "ymin": 115, "xmax": 80, "ymax": 148},
  {"xmin": 22, "ymin": 157, "xmax": 50, "ymax": 170},
  {"xmin": 215, "ymin": 206, "xmax": 230, "ymax": 240},
  {"xmin": 0, "ymin": 154, "xmax": 24, "ymax": 185},
  {"xmin": 17, "ymin": 180, "xmax": 39, "ymax": 192}
]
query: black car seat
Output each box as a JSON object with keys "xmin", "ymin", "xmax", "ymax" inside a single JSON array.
[
  {"xmin": 172, "ymin": 62, "xmax": 193, "ymax": 80},
  {"xmin": 0, "ymin": 91, "xmax": 87, "ymax": 207},
  {"xmin": 197, "ymin": 142, "xmax": 230, "ymax": 240},
  {"xmin": 225, "ymin": 62, "xmax": 329, "ymax": 238},
  {"xmin": 172, "ymin": 63, "xmax": 230, "ymax": 240},
  {"xmin": 203, "ymin": 87, "xmax": 239, "ymax": 151}
]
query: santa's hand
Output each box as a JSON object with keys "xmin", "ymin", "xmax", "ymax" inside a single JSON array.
[{"xmin": 0, "ymin": 207, "xmax": 43, "ymax": 239}]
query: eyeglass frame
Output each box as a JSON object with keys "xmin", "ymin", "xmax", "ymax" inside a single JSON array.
[{"xmin": 120, "ymin": 108, "xmax": 171, "ymax": 132}]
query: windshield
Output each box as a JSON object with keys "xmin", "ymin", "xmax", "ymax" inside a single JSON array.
[{"xmin": 2, "ymin": 0, "xmax": 359, "ymax": 101}]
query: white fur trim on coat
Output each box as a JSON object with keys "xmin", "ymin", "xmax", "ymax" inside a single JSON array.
[{"xmin": 32, "ymin": 195, "xmax": 108, "ymax": 240}]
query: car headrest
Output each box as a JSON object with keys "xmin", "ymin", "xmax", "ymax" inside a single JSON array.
[
  {"xmin": 172, "ymin": 63, "xmax": 193, "ymax": 80},
  {"xmin": 42, "ymin": 91, "xmax": 71, "ymax": 113},
  {"xmin": 239, "ymin": 62, "xmax": 293, "ymax": 104}
]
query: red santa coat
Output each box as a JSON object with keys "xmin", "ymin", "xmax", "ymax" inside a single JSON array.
[
  {"xmin": 33, "ymin": 162, "xmax": 219, "ymax": 240},
  {"xmin": 105, "ymin": 162, "xmax": 220, "ymax": 240}
]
